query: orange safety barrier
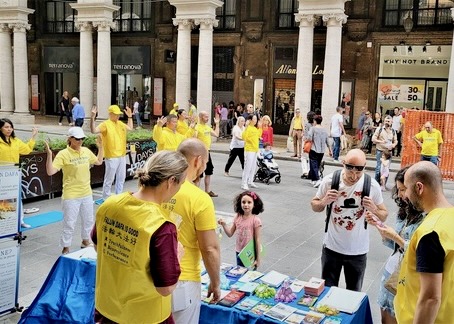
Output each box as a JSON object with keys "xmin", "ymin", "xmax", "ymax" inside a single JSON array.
[{"xmin": 401, "ymin": 110, "xmax": 454, "ymax": 181}]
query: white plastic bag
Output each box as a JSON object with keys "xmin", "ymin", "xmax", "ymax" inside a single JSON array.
[
  {"xmin": 287, "ymin": 137, "xmax": 293, "ymax": 153},
  {"xmin": 301, "ymin": 155, "xmax": 310, "ymax": 176}
]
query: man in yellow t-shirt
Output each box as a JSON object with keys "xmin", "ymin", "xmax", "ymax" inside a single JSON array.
[
  {"xmin": 45, "ymin": 127, "xmax": 104, "ymax": 254},
  {"xmin": 413, "ymin": 121, "xmax": 443, "ymax": 166},
  {"xmin": 169, "ymin": 102, "xmax": 179, "ymax": 116},
  {"xmin": 91, "ymin": 104, "xmax": 133, "ymax": 200},
  {"xmin": 188, "ymin": 99, "xmax": 197, "ymax": 118},
  {"xmin": 193, "ymin": 111, "xmax": 220, "ymax": 197},
  {"xmin": 395, "ymin": 161, "xmax": 454, "ymax": 323},
  {"xmin": 153, "ymin": 114, "xmax": 193, "ymax": 151},
  {"xmin": 289, "ymin": 108, "xmax": 304, "ymax": 158},
  {"xmin": 162, "ymin": 138, "xmax": 220, "ymax": 324}
]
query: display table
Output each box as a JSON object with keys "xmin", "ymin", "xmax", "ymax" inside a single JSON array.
[
  {"xmin": 200, "ymin": 287, "xmax": 372, "ymax": 324},
  {"xmin": 20, "ymin": 250, "xmax": 372, "ymax": 324}
]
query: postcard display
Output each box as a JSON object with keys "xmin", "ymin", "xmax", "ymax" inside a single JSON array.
[{"xmin": 0, "ymin": 164, "xmax": 22, "ymax": 315}]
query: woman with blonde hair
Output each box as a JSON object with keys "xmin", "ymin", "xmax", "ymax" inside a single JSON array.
[
  {"xmin": 225, "ymin": 116, "xmax": 245, "ymax": 176},
  {"xmin": 92, "ymin": 150, "xmax": 188, "ymax": 324},
  {"xmin": 261, "ymin": 115, "xmax": 274, "ymax": 147}
]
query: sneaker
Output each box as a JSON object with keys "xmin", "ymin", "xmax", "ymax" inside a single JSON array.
[
  {"xmin": 313, "ymin": 180, "xmax": 322, "ymax": 188},
  {"xmin": 241, "ymin": 185, "xmax": 249, "ymax": 190},
  {"xmin": 310, "ymin": 180, "xmax": 315, "ymax": 185},
  {"xmin": 207, "ymin": 191, "xmax": 218, "ymax": 197},
  {"xmin": 224, "ymin": 172, "xmax": 230, "ymax": 177},
  {"xmin": 248, "ymin": 183, "xmax": 258, "ymax": 188},
  {"xmin": 58, "ymin": 122, "xmax": 62, "ymax": 126},
  {"xmin": 21, "ymin": 223, "xmax": 31, "ymax": 228}
]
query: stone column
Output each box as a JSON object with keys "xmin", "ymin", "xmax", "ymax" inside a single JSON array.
[
  {"xmin": 173, "ymin": 18, "xmax": 193, "ymax": 109},
  {"xmin": 10, "ymin": 22, "xmax": 31, "ymax": 118},
  {"xmin": 445, "ymin": 8, "xmax": 454, "ymax": 112},
  {"xmin": 77, "ymin": 21, "xmax": 93, "ymax": 119},
  {"xmin": 195, "ymin": 18, "xmax": 217, "ymax": 123},
  {"xmin": 93, "ymin": 21, "xmax": 114, "ymax": 120},
  {"xmin": 321, "ymin": 13, "xmax": 347, "ymax": 127},
  {"xmin": 0, "ymin": 24, "xmax": 14, "ymax": 114},
  {"xmin": 294, "ymin": 14, "xmax": 315, "ymax": 119}
]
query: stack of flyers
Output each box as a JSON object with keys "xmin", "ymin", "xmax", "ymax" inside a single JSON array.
[
  {"xmin": 289, "ymin": 279, "xmax": 308, "ymax": 293},
  {"xmin": 238, "ymin": 282, "xmax": 260, "ymax": 295},
  {"xmin": 304, "ymin": 277, "xmax": 325, "ymax": 296},
  {"xmin": 284, "ymin": 311, "xmax": 309, "ymax": 324},
  {"xmin": 237, "ymin": 270, "xmax": 264, "ymax": 283},
  {"xmin": 226, "ymin": 265, "xmax": 248, "ymax": 278},
  {"xmin": 297, "ymin": 294, "xmax": 318, "ymax": 307},
  {"xmin": 264, "ymin": 302, "xmax": 297, "ymax": 322},
  {"xmin": 250, "ymin": 301, "xmax": 274, "ymax": 316},
  {"xmin": 234, "ymin": 295, "xmax": 262, "ymax": 311}
]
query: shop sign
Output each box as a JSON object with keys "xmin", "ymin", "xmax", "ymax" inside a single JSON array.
[
  {"xmin": 43, "ymin": 47, "xmax": 79, "ymax": 73},
  {"xmin": 378, "ymin": 83, "xmax": 424, "ymax": 104},
  {"xmin": 383, "ymin": 59, "xmax": 449, "ymax": 65},
  {"xmin": 112, "ymin": 46, "xmax": 151, "ymax": 75},
  {"xmin": 274, "ymin": 62, "xmax": 324, "ymax": 77}
]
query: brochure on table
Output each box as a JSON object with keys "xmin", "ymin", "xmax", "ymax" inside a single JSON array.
[{"xmin": 201, "ymin": 264, "xmax": 367, "ymax": 323}]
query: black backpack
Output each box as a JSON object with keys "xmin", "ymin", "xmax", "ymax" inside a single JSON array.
[{"xmin": 324, "ymin": 170, "xmax": 371, "ymax": 232}]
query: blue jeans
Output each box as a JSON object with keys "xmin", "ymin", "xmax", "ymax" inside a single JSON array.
[
  {"xmin": 421, "ymin": 155, "xmax": 438, "ymax": 165},
  {"xmin": 332, "ymin": 137, "xmax": 341, "ymax": 160}
]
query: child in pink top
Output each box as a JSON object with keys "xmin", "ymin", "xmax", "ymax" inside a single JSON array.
[{"xmin": 218, "ymin": 191, "xmax": 264, "ymax": 269}]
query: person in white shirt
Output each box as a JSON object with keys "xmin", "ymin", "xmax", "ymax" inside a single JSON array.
[
  {"xmin": 224, "ymin": 117, "xmax": 245, "ymax": 176},
  {"xmin": 133, "ymin": 98, "xmax": 142, "ymax": 128},
  {"xmin": 311, "ymin": 149, "xmax": 388, "ymax": 291},
  {"xmin": 330, "ymin": 107, "xmax": 345, "ymax": 161},
  {"xmin": 391, "ymin": 107, "xmax": 402, "ymax": 157}
]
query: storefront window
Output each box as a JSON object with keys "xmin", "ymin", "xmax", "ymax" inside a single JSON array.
[
  {"xmin": 377, "ymin": 45, "xmax": 450, "ymax": 112},
  {"xmin": 383, "ymin": 0, "xmax": 453, "ymax": 27},
  {"xmin": 277, "ymin": 0, "xmax": 298, "ymax": 29},
  {"xmin": 215, "ymin": 0, "xmax": 236, "ymax": 30}
]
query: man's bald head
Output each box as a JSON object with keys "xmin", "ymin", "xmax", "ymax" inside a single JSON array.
[
  {"xmin": 178, "ymin": 138, "xmax": 208, "ymax": 160},
  {"xmin": 406, "ymin": 161, "xmax": 443, "ymax": 193},
  {"xmin": 344, "ymin": 149, "xmax": 366, "ymax": 166}
]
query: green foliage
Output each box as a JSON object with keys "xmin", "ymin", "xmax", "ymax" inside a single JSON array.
[{"xmin": 32, "ymin": 128, "xmax": 152, "ymax": 152}]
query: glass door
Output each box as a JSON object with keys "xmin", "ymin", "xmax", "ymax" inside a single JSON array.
[{"xmin": 425, "ymin": 80, "xmax": 448, "ymax": 111}]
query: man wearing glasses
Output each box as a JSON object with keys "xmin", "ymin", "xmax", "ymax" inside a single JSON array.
[
  {"xmin": 311, "ymin": 149, "xmax": 388, "ymax": 291},
  {"xmin": 372, "ymin": 115, "xmax": 397, "ymax": 183},
  {"xmin": 413, "ymin": 121, "xmax": 443, "ymax": 166}
]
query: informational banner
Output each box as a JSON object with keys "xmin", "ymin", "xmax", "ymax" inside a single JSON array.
[
  {"xmin": 0, "ymin": 239, "xmax": 20, "ymax": 315},
  {"xmin": 0, "ymin": 165, "xmax": 21, "ymax": 238},
  {"xmin": 153, "ymin": 78, "xmax": 163, "ymax": 116},
  {"xmin": 378, "ymin": 83, "xmax": 425, "ymax": 104}
]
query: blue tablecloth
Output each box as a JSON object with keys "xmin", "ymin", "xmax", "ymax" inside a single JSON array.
[
  {"xmin": 200, "ymin": 286, "xmax": 373, "ymax": 324},
  {"xmin": 20, "ymin": 250, "xmax": 372, "ymax": 324}
]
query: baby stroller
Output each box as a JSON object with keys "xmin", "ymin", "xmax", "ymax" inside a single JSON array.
[{"xmin": 254, "ymin": 154, "xmax": 281, "ymax": 185}]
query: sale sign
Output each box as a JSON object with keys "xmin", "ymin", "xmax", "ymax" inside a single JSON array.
[{"xmin": 378, "ymin": 83, "xmax": 424, "ymax": 104}]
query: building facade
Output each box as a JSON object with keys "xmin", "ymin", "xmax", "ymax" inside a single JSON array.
[{"xmin": 0, "ymin": 0, "xmax": 452, "ymax": 133}]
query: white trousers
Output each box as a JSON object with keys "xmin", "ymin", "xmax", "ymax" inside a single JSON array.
[
  {"xmin": 60, "ymin": 195, "xmax": 94, "ymax": 248},
  {"xmin": 103, "ymin": 156, "xmax": 126, "ymax": 199},
  {"xmin": 242, "ymin": 151, "xmax": 258, "ymax": 186},
  {"xmin": 173, "ymin": 281, "xmax": 201, "ymax": 324}
]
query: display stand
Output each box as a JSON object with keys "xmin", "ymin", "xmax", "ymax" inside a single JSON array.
[{"xmin": 0, "ymin": 164, "xmax": 24, "ymax": 315}]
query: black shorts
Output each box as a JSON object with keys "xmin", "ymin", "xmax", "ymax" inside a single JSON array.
[{"xmin": 201, "ymin": 152, "xmax": 214, "ymax": 177}]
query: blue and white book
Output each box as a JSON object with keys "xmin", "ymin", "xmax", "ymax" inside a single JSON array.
[
  {"xmin": 238, "ymin": 281, "xmax": 260, "ymax": 295},
  {"xmin": 238, "ymin": 270, "xmax": 264, "ymax": 283},
  {"xmin": 234, "ymin": 295, "xmax": 262, "ymax": 311}
]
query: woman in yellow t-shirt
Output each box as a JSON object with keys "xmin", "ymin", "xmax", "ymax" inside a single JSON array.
[
  {"xmin": 0, "ymin": 118, "xmax": 38, "ymax": 228},
  {"xmin": 241, "ymin": 114, "xmax": 262, "ymax": 190},
  {"xmin": 45, "ymin": 127, "xmax": 104, "ymax": 254}
]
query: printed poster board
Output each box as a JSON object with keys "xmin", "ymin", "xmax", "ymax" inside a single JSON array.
[
  {"xmin": 0, "ymin": 239, "xmax": 20, "ymax": 315},
  {"xmin": 0, "ymin": 164, "xmax": 21, "ymax": 238}
]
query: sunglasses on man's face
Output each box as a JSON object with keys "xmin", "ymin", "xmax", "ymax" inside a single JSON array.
[{"xmin": 344, "ymin": 163, "xmax": 365, "ymax": 171}]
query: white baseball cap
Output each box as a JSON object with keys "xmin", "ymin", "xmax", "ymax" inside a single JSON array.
[{"xmin": 67, "ymin": 127, "xmax": 86, "ymax": 139}]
